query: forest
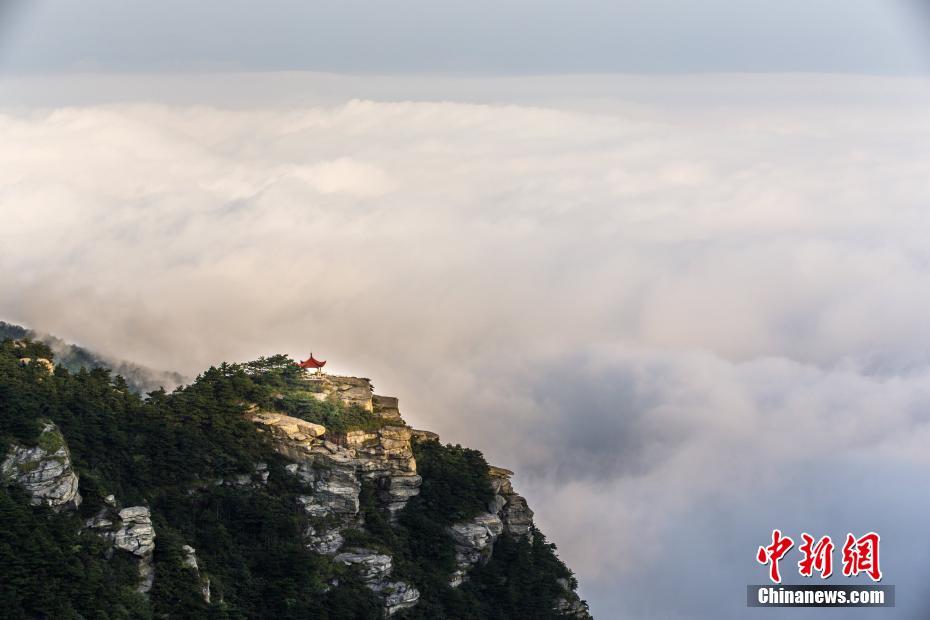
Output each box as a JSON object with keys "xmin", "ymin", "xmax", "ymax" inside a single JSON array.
[{"xmin": 0, "ymin": 338, "xmax": 583, "ymax": 619}]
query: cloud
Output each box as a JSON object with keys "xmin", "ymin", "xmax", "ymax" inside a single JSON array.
[{"xmin": 2, "ymin": 75, "xmax": 930, "ymax": 618}]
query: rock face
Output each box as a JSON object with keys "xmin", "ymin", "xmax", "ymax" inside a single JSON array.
[
  {"xmin": 113, "ymin": 507, "xmax": 157, "ymax": 593},
  {"xmin": 88, "ymin": 505, "xmax": 157, "ymax": 593},
  {"xmin": 1, "ymin": 421, "xmax": 81, "ymax": 511},
  {"xmin": 372, "ymin": 395, "xmax": 403, "ymax": 422},
  {"xmin": 251, "ymin": 397, "xmax": 424, "ymax": 559},
  {"xmin": 555, "ymin": 578, "xmax": 592, "ymax": 618},
  {"xmin": 489, "ymin": 466, "xmax": 534, "ymax": 538},
  {"xmin": 347, "ymin": 426, "xmax": 421, "ymax": 521},
  {"xmin": 444, "ymin": 466, "xmax": 538, "ymax": 588},
  {"xmin": 448, "ymin": 513, "xmax": 504, "ymax": 588},
  {"xmin": 249, "ymin": 411, "xmax": 326, "ymax": 443},
  {"xmin": 334, "ymin": 548, "xmax": 420, "ymax": 616},
  {"xmin": 304, "ymin": 374, "xmax": 375, "ymax": 411},
  {"xmin": 247, "ymin": 375, "xmax": 577, "ymax": 617}
]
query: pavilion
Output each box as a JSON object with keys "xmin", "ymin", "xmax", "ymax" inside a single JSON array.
[{"xmin": 298, "ymin": 353, "xmax": 327, "ymax": 374}]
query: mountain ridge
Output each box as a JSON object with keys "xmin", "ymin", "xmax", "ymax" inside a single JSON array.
[
  {"xmin": 0, "ymin": 321, "xmax": 185, "ymax": 394},
  {"xmin": 0, "ymin": 334, "xmax": 590, "ymax": 619}
]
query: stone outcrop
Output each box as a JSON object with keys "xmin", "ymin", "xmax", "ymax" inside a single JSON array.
[
  {"xmin": 444, "ymin": 466, "xmax": 537, "ymax": 587},
  {"xmin": 245, "ymin": 376, "xmax": 578, "ymax": 616},
  {"xmin": 182, "ymin": 544, "xmax": 212, "ymax": 604},
  {"xmin": 303, "ymin": 374, "xmax": 375, "ymax": 411},
  {"xmin": 555, "ymin": 578, "xmax": 592, "ymax": 618},
  {"xmin": 347, "ymin": 425, "xmax": 421, "ymax": 521},
  {"xmin": 1, "ymin": 421, "xmax": 81, "ymax": 511},
  {"xmin": 410, "ymin": 428, "xmax": 439, "ymax": 442},
  {"xmin": 334, "ymin": 548, "xmax": 420, "ymax": 616},
  {"xmin": 489, "ymin": 465, "xmax": 534, "ymax": 538},
  {"xmin": 249, "ymin": 411, "xmax": 326, "ymax": 444},
  {"xmin": 372, "ymin": 395, "xmax": 402, "ymax": 422},
  {"xmin": 88, "ymin": 505, "xmax": 157, "ymax": 593},
  {"xmin": 251, "ymin": 407, "xmax": 423, "ymax": 556},
  {"xmin": 18, "ymin": 357, "xmax": 55, "ymax": 373},
  {"xmin": 448, "ymin": 513, "xmax": 504, "ymax": 587}
]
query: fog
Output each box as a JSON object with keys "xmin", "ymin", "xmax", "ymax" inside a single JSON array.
[{"xmin": 3, "ymin": 73, "xmax": 930, "ymax": 617}]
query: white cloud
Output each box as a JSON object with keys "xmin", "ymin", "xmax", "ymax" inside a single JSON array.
[{"xmin": 2, "ymin": 75, "xmax": 930, "ymax": 618}]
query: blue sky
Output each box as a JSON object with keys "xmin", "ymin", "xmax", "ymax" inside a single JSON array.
[{"xmin": 1, "ymin": 0, "xmax": 928, "ymax": 74}]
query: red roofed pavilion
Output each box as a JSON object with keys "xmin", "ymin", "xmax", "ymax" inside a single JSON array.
[{"xmin": 298, "ymin": 353, "xmax": 327, "ymax": 373}]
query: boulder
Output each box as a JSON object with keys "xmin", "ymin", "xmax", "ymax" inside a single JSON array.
[{"xmin": 1, "ymin": 421, "xmax": 81, "ymax": 511}]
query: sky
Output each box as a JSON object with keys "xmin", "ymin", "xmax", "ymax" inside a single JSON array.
[
  {"xmin": 1, "ymin": 0, "xmax": 930, "ymax": 75},
  {"xmin": 3, "ymin": 3, "xmax": 930, "ymax": 619}
]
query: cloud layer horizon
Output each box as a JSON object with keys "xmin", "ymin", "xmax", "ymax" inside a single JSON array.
[{"xmin": 3, "ymin": 74, "xmax": 930, "ymax": 618}]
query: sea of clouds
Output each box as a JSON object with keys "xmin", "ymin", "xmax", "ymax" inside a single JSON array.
[{"xmin": 2, "ymin": 74, "xmax": 930, "ymax": 618}]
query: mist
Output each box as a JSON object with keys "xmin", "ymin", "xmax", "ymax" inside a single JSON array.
[{"xmin": 3, "ymin": 73, "xmax": 930, "ymax": 617}]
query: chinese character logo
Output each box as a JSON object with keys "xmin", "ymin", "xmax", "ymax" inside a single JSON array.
[
  {"xmin": 798, "ymin": 533, "xmax": 834, "ymax": 579},
  {"xmin": 842, "ymin": 532, "xmax": 882, "ymax": 582},
  {"xmin": 757, "ymin": 529, "xmax": 794, "ymax": 584},
  {"xmin": 757, "ymin": 530, "xmax": 882, "ymax": 583}
]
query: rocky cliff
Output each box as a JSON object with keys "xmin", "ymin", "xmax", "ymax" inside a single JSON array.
[
  {"xmin": 0, "ymin": 341, "xmax": 589, "ymax": 619},
  {"xmin": 249, "ymin": 373, "xmax": 588, "ymax": 617},
  {"xmin": 1, "ymin": 420, "xmax": 81, "ymax": 511}
]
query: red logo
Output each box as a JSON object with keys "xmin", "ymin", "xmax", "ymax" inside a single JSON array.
[
  {"xmin": 798, "ymin": 533, "xmax": 834, "ymax": 579},
  {"xmin": 757, "ymin": 530, "xmax": 882, "ymax": 583},
  {"xmin": 842, "ymin": 532, "xmax": 882, "ymax": 582},
  {"xmin": 756, "ymin": 529, "xmax": 794, "ymax": 584}
]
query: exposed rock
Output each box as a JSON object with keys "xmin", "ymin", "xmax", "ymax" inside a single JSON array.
[
  {"xmin": 376, "ymin": 580, "xmax": 420, "ymax": 616},
  {"xmin": 249, "ymin": 411, "xmax": 326, "ymax": 443},
  {"xmin": 182, "ymin": 545, "xmax": 211, "ymax": 604},
  {"xmin": 410, "ymin": 428, "xmax": 439, "ymax": 443},
  {"xmin": 18, "ymin": 357, "xmax": 54, "ymax": 373},
  {"xmin": 334, "ymin": 548, "xmax": 393, "ymax": 582},
  {"xmin": 500, "ymin": 494, "xmax": 534, "ymax": 538},
  {"xmin": 113, "ymin": 506, "xmax": 156, "ymax": 557},
  {"xmin": 295, "ymin": 459, "xmax": 361, "ymax": 520},
  {"xmin": 487, "ymin": 494, "xmax": 507, "ymax": 514},
  {"xmin": 1, "ymin": 421, "xmax": 81, "ymax": 511},
  {"xmin": 88, "ymin": 505, "xmax": 157, "ymax": 594},
  {"xmin": 555, "ymin": 578, "xmax": 592, "ymax": 618},
  {"xmin": 304, "ymin": 375, "xmax": 374, "ymax": 411},
  {"xmin": 488, "ymin": 466, "xmax": 514, "ymax": 495},
  {"xmin": 353, "ymin": 426, "xmax": 417, "ymax": 475},
  {"xmin": 306, "ymin": 525, "xmax": 345, "ymax": 555},
  {"xmin": 334, "ymin": 548, "xmax": 420, "ymax": 616},
  {"xmin": 448, "ymin": 513, "xmax": 503, "ymax": 587},
  {"xmin": 372, "ymin": 395, "xmax": 402, "ymax": 421},
  {"xmin": 377, "ymin": 473, "xmax": 422, "ymax": 519},
  {"xmin": 488, "ymin": 465, "xmax": 534, "ymax": 538},
  {"xmin": 353, "ymin": 426, "xmax": 421, "ymax": 521}
]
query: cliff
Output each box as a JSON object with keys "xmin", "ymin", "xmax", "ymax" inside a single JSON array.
[{"xmin": 0, "ymin": 341, "xmax": 590, "ymax": 619}]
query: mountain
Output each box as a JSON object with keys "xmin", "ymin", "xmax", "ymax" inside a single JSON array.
[
  {"xmin": 0, "ymin": 321, "xmax": 184, "ymax": 394},
  {"xmin": 0, "ymin": 336, "xmax": 591, "ymax": 619}
]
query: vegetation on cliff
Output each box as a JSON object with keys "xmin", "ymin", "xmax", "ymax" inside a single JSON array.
[{"xmin": 0, "ymin": 338, "xmax": 586, "ymax": 619}]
